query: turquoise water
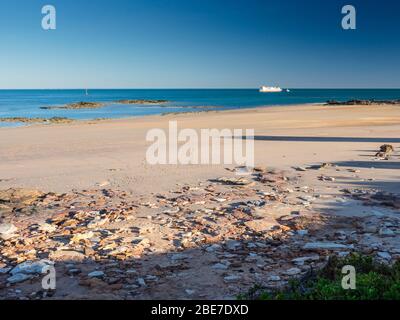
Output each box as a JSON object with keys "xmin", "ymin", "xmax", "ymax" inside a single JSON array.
[{"xmin": 1, "ymin": 89, "xmax": 399, "ymax": 127}]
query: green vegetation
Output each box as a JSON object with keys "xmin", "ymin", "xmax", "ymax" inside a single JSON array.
[{"xmin": 239, "ymin": 254, "xmax": 400, "ymax": 300}]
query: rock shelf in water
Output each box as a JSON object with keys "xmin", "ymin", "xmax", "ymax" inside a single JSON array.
[
  {"xmin": 40, "ymin": 99, "xmax": 170, "ymax": 110},
  {"xmin": 0, "ymin": 117, "xmax": 74, "ymax": 124},
  {"xmin": 326, "ymin": 99, "xmax": 400, "ymax": 106}
]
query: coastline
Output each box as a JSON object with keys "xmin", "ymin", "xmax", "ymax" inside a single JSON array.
[
  {"xmin": 1, "ymin": 102, "xmax": 400, "ymax": 299},
  {"xmin": 0, "ymin": 102, "xmax": 320, "ymax": 128},
  {"xmin": 1, "ymin": 102, "xmax": 399, "ymax": 193},
  {"xmin": 1, "ymin": 101, "xmax": 399, "ymax": 130}
]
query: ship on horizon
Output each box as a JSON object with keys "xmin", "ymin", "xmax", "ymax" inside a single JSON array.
[{"xmin": 259, "ymin": 86, "xmax": 283, "ymax": 93}]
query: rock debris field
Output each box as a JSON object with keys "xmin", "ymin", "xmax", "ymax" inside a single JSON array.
[{"xmin": 0, "ymin": 147, "xmax": 400, "ymax": 300}]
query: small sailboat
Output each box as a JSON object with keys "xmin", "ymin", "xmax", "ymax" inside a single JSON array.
[{"xmin": 85, "ymin": 89, "xmax": 89, "ymax": 96}]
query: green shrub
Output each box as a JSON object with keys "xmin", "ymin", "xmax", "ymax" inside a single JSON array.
[{"xmin": 239, "ymin": 254, "xmax": 400, "ymax": 300}]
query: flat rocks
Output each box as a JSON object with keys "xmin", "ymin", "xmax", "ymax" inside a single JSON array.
[
  {"xmin": 285, "ymin": 268, "xmax": 302, "ymax": 276},
  {"xmin": 377, "ymin": 251, "xmax": 391, "ymax": 260},
  {"xmin": 223, "ymin": 275, "xmax": 241, "ymax": 283},
  {"xmin": 71, "ymin": 231, "xmax": 95, "ymax": 243},
  {"xmin": 38, "ymin": 223, "xmax": 57, "ymax": 233},
  {"xmin": 0, "ymin": 188, "xmax": 43, "ymax": 206},
  {"xmin": 116, "ymin": 99, "xmax": 169, "ymax": 105},
  {"xmin": 379, "ymin": 228, "xmax": 395, "ymax": 237},
  {"xmin": 244, "ymin": 217, "xmax": 280, "ymax": 233},
  {"xmin": 211, "ymin": 263, "xmax": 229, "ymax": 270},
  {"xmin": 88, "ymin": 271, "xmax": 105, "ymax": 278},
  {"xmin": 7, "ymin": 273, "xmax": 33, "ymax": 284},
  {"xmin": 0, "ymin": 223, "xmax": 18, "ymax": 240},
  {"xmin": 41, "ymin": 101, "xmax": 105, "ymax": 110},
  {"xmin": 213, "ymin": 177, "xmax": 252, "ymax": 186},
  {"xmin": 292, "ymin": 255, "xmax": 320, "ymax": 266},
  {"xmin": 303, "ymin": 242, "xmax": 352, "ymax": 251},
  {"xmin": 10, "ymin": 261, "xmax": 50, "ymax": 276},
  {"xmin": 0, "ymin": 267, "xmax": 11, "ymax": 274},
  {"xmin": 7, "ymin": 260, "xmax": 53, "ymax": 284},
  {"xmin": 49, "ymin": 250, "xmax": 86, "ymax": 262}
]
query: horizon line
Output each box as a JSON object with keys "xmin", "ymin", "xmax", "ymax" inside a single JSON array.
[{"xmin": 1, "ymin": 87, "xmax": 400, "ymax": 91}]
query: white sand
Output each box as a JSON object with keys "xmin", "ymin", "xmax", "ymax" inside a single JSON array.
[{"xmin": 0, "ymin": 103, "xmax": 399, "ymax": 195}]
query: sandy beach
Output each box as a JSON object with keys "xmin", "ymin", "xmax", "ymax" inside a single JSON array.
[
  {"xmin": 1, "ymin": 103, "xmax": 400, "ymax": 299},
  {"xmin": 1, "ymin": 103, "xmax": 400, "ymax": 194}
]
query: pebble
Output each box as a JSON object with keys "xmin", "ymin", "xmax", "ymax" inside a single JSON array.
[
  {"xmin": 379, "ymin": 228, "xmax": 395, "ymax": 237},
  {"xmin": 377, "ymin": 251, "xmax": 391, "ymax": 260},
  {"xmin": 0, "ymin": 267, "xmax": 11, "ymax": 274},
  {"xmin": 67, "ymin": 269, "xmax": 81, "ymax": 276},
  {"xmin": 211, "ymin": 263, "xmax": 229, "ymax": 270},
  {"xmin": 303, "ymin": 242, "xmax": 352, "ymax": 250},
  {"xmin": 226, "ymin": 240, "xmax": 241, "ymax": 251},
  {"xmin": 268, "ymin": 275, "xmax": 281, "ymax": 282},
  {"xmin": 88, "ymin": 271, "xmax": 105, "ymax": 278},
  {"xmin": 285, "ymin": 268, "xmax": 302, "ymax": 276},
  {"xmin": 0, "ymin": 223, "xmax": 18, "ymax": 240},
  {"xmin": 49, "ymin": 250, "xmax": 86, "ymax": 262},
  {"xmin": 205, "ymin": 244, "xmax": 222, "ymax": 252},
  {"xmin": 137, "ymin": 277, "xmax": 147, "ymax": 287},
  {"xmin": 38, "ymin": 223, "xmax": 57, "ymax": 233},
  {"xmin": 7, "ymin": 273, "xmax": 33, "ymax": 284},
  {"xmin": 296, "ymin": 230, "xmax": 308, "ymax": 236},
  {"xmin": 292, "ymin": 255, "xmax": 319, "ymax": 266},
  {"xmin": 223, "ymin": 275, "xmax": 241, "ymax": 283},
  {"xmin": 171, "ymin": 253, "xmax": 190, "ymax": 261}
]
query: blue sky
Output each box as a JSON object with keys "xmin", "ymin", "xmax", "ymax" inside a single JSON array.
[{"xmin": 0, "ymin": 0, "xmax": 399, "ymax": 89}]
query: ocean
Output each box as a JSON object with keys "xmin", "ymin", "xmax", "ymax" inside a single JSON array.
[{"xmin": 1, "ymin": 89, "xmax": 399, "ymax": 127}]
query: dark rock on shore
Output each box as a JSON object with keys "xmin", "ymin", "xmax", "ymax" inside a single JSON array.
[
  {"xmin": 375, "ymin": 144, "xmax": 395, "ymax": 159},
  {"xmin": 326, "ymin": 99, "xmax": 400, "ymax": 106}
]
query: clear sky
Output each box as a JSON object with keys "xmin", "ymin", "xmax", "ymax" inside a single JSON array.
[{"xmin": 1, "ymin": 0, "xmax": 399, "ymax": 89}]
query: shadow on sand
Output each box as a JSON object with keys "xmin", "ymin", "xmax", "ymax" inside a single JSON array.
[{"xmin": 245, "ymin": 136, "xmax": 400, "ymax": 144}]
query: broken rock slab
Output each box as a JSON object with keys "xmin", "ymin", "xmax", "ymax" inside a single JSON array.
[
  {"xmin": 244, "ymin": 217, "xmax": 280, "ymax": 233},
  {"xmin": 0, "ymin": 223, "xmax": 18, "ymax": 240},
  {"xmin": 49, "ymin": 250, "xmax": 86, "ymax": 262},
  {"xmin": 7, "ymin": 260, "xmax": 53, "ymax": 284},
  {"xmin": 303, "ymin": 242, "xmax": 353, "ymax": 251},
  {"xmin": 7, "ymin": 273, "xmax": 33, "ymax": 284},
  {"xmin": 285, "ymin": 268, "xmax": 302, "ymax": 276},
  {"xmin": 212, "ymin": 177, "xmax": 252, "ymax": 186},
  {"xmin": 292, "ymin": 255, "xmax": 320, "ymax": 266},
  {"xmin": 0, "ymin": 188, "xmax": 44, "ymax": 206},
  {"xmin": 10, "ymin": 261, "xmax": 52, "ymax": 276}
]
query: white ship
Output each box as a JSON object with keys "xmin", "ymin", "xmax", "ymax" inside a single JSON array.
[{"xmin": 259, "ymin": 86, "xmax": 283, "ymax": 93}]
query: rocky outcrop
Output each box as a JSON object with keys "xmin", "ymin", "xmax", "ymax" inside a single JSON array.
[
  {"xmin": 115, "ymin": 99, "xmax": 169, "ymax": 105},
  {"xmin": 41, "ymin": 102, "xmax": 104, "ymax": 110},
  {"xmin": 375, "ymin": 144, "xmax": 395, "ymax": 159},
  {"xmin": 326, "ymin": 99, "xmax": 400, "ymax": 106},
  {"xmin": 0, "ymin": 117, "xmax": 74, "ymax": 124},
  {"xmin": 1, "ymin": 165, "xmax": 400, "ymax": 299}
]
